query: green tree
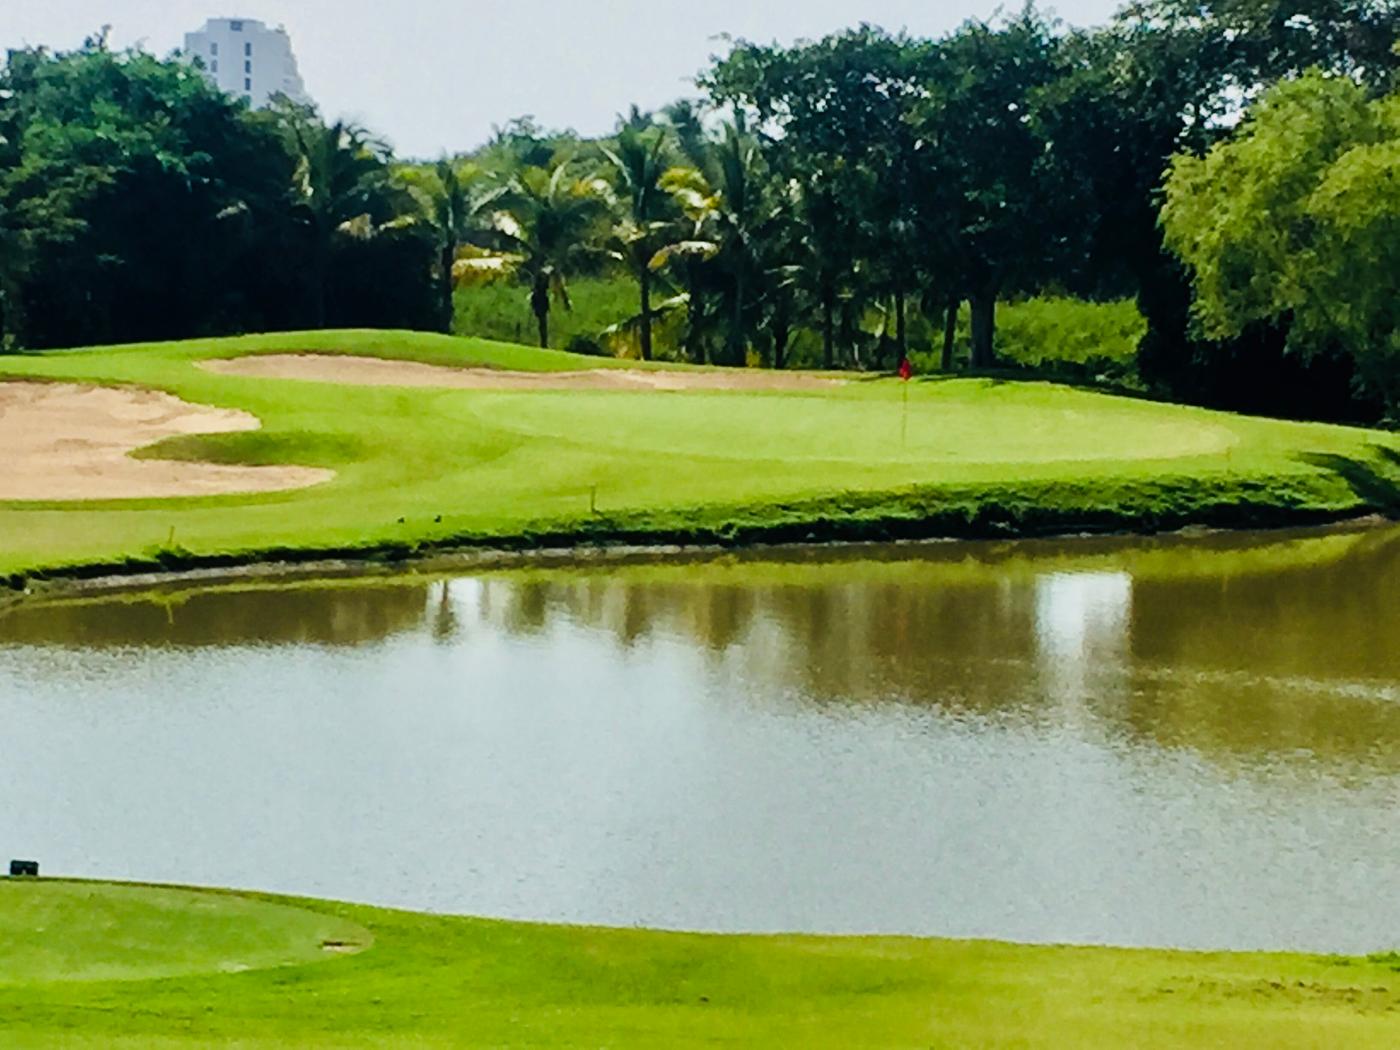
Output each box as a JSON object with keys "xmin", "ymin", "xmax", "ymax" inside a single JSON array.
[
  {"xmin": 652, "ymin": 164, "xmax": 722, "ymax": 364},
  {"xmin": 601, "ymin": 124, "xmax": 673, "ymax": 360},
  {"xmin": 705, "ymin": 29, "xmax": 898, "ymax": 369},
  {"xmin": 275, "ymin": 108, "xmax": 404, "ymax": 327},
  {"xmin": 788, "ymin": 171, "xmax": 865, "ymax": 370},
  {"xmin": 913, "ymin": 9, "xmax": 1078, "ymax": 368},
  {"xmin": 1161, "ymin": 71, "xmax": 1400, "ymax": 409},
  {"xmin": 0, "ymin": 40, "xmax": 307, "ymax": 347},
  {"xmin": 0, "ymin": 83, "xmax": 32, "ymax": 346},
  {"xmin": 650, "ymin": 114, "xmax": 771, "ymax": 367},
  {"xmin": 705, "ymin": 17, "xmax": 1080, "ymax": 371},
  {"xmin": 1042, "ymin": 0, "xmax": 1400, "ymax": 411},
  {"xmin": 710, "ymin": 121, "xmax": 771, "ymax": 367},
  {"xmin": 456, "ymin": 161, "xmax": 607, "ymax": 348},
  {"xmin": 398, "ymin": 158, "xmax": 503, "ymax": 332},
  {"xmin": 478, "ymin": 117, "xmax": 576, "ymax": 173}
]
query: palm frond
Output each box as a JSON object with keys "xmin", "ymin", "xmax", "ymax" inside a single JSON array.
[
  {"xmin": 451, "ymin": 252, "xmax": 522, "ymax": 286},
  {"xmin": 650, "ymin": 240, "xmax": 721, "ymax": 270},
  {"xmin": 599, "ymin": 293, "xmax": 689, "ymax": 338}
]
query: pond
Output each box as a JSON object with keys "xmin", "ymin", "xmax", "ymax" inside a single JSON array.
[{"xmin": 2, "ymin": 525, "xmax": 1398, "ymax": 954}]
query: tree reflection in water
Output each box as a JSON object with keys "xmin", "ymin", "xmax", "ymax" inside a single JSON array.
[
  {"xmin": 451, "ymin": 526, "xmax": 1400, "ymax": 773},
  {"xmin": 3, "ymin": 525, "xmax": 1397, "ymax": 772}
]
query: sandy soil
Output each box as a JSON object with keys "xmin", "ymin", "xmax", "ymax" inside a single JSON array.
[
  {"xmin": 200, "ymin": 354, "xmax": 846, "ymax": 392},
  {"xmin": 0, "ymin": 381, "xmax": 332, "ymax": 501}
]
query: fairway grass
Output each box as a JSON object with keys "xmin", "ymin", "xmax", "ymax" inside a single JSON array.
[
  {"xmin": 0, "ymin": 328, "xmax": 1397, "ymax": 583},
  {"xmin": 3, "ymin": 880, "xmax": 1399, "ymax": 1048},
  {"xmin": 0, "ymin": 881, "xmax": 370, "ymax": 984}
]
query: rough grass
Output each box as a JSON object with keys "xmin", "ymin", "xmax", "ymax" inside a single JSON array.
[
  {"xmin": 3, "ymin": 880, "xmax": 1400, "ymax": 1048},
  {"xmin": 454, "ymin": 274, "xmax": 650, "ymax": 355},
  {"xmin": 0, "ymin": 328, "xmax": 1396, "ymax": 584}
]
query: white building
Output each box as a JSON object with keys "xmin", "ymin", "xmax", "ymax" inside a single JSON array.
[{"xmin": 182, "ymin": 18, "xmax": 311, "ymax": 110}]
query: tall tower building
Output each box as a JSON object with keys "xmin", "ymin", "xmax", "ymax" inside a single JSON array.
[{"xmin": 182, "ymin": 18, "xmax": 311, "ymax": 109}]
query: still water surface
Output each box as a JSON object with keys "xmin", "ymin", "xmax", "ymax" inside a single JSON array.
[{"xmin": 2, "ymin": 527, "xmax": 1398, "ymax": 953}]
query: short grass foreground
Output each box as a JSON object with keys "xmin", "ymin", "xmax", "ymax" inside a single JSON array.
[
  {"xmin": 3, "ymin": 881, "xmax": 1400, "ymax": 1048},
  {"xmin": 1, "ymin": 329, "xmax": 1398, "ymax": 580}
]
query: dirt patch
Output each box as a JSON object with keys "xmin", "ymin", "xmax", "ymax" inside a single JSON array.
[
  {"xmin": 0, "ymin": 381, "xmax": 332, "ymax": 501},
  {"xmin": 200, "ymin": 353, "xmax": 845, "ymax": 392}
]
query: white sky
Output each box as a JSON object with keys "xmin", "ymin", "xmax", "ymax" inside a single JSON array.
[{"xmin": 2, "ymin": 1, "xmax": 1124, "ymax": 158}]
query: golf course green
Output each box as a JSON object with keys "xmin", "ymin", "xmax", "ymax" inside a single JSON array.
[
  {"xmin": 0, "ymin": 329, "xmax": 1397, "ymax": 584},
  {"xmin": 1, "ymin": 880, "xmax": 1398, "ymax": 1048}
]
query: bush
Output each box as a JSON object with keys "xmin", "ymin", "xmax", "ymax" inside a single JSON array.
[
  {"xmin": 986, "ymin": 297, "xmax": 1145, "ymax": 387},
  {"xmin": 992, "ymin": 298, "xmax": 1144, "ymax": 368}
]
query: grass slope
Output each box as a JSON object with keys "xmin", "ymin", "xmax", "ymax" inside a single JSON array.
[
  {"xmin": 3, "ymin": 880, "xmax": 1399, "ymax": 1048},
  {"xmin": 0, "ymin": 328, "xmax": 1396, "ymax": 582}
]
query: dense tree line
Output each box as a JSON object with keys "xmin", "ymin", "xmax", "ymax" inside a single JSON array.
[
  {"xmin": 692, "ymin": 0, "xmax": 1400, "ymax": 417},
  {"xmin": 0, "ymin": 35, "xmax": 438, "ymax": 349},
  {"xmin": 2, "ymin": 4, "xmax": 1398, "ymax": 421}
]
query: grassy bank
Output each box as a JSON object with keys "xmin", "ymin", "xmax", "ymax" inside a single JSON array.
[
  {"xmin": 0, "ymin": 328, "xmax": 1397, "ymax": 584},
  {"xmin": 3, "ymin": 880, "xmax": 1399, "ymax": 1048}
]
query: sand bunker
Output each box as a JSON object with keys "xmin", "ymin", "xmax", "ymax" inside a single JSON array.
[
  {"xmin": 200, "ymin": 353, "xmax": 845, "ymax": 392},
  {"xmin": 0, "ymin": 381, "xmax": 331, "ymax": 501}
]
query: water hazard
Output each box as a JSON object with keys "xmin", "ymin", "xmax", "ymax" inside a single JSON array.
[{"xmin": 2, "ymin": 526, "xmax": 1398, "ymax": 953}]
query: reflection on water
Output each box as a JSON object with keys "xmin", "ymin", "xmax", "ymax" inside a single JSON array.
[
  {"xmin": 0, "ymin": 583, "xmax": 429, "ymax": 648},
  {"xmin": 1, "ymin": 526, "xmax": 1398, "ymax": 952}
]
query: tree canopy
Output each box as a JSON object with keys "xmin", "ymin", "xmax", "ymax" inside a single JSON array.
[
  {"xmin": 0, "ymin": 40, "xmax": 438, "ymax": 348},
  {"xmin": 1163, "ymin": 71, "xmax": 1400, "ymax": 410}
]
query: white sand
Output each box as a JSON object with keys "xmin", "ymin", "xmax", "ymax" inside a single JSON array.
[
  {"xmin": 0, "ymin": 381, "xmax": 332, "ymax": 501},
  {"xmin": 200, "ymin": 353, "xmax": 845, "ymax": 392}
]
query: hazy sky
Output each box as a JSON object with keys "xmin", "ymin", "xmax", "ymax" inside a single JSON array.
[{"xmin": 3, "ymin": 1, "xmax": 1124, "ymax": 157}]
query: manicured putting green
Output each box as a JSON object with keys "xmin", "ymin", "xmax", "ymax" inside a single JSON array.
[
  {"xmin": 0, "ymin": 880, "xmax": 370, "ymax": 983},
  {"xmin": 465, "ymin": 386, "xmax": 1238, "ymax": 464}
]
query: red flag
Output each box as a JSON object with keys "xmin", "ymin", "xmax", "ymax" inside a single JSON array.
[{"xmin": 898, "ymin": 356, "xmax": 913, "ymax": 381}]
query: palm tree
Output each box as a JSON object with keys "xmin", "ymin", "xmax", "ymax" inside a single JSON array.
[
  {"xmin": 455, "ymin": 160, "xmax": 606, "ymax": 349},
  {"xmin": 650, "ymin": 117, "xmax": 771, "ymax": 368},
  {"xmin": 711, "ymin": 121, "xmax": 768, "ymax": 367},
  {"xmin": 279, "ymin": 112, "xmax": 397, "ymax": 327},
  {"xmin": 398, "ymin": 158, "xmax": 504, "ymax": 332},
  {"xmin": 601, "ymin": 125, "xmax": 673, "ymax": 361},
  {"xmin": 753, "ymin": 183, "xmax": 811, "ymax": 371},
  {"xmin": 653, "ymin": 166, "xmax": 722, "ymax": 363}
]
